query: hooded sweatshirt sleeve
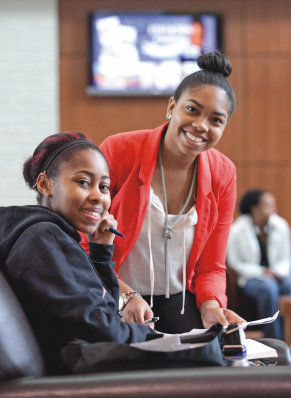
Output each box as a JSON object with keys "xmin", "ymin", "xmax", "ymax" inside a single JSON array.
[{"xmin": 5, "ymin": 222, "xmax": 156, "ymax": 347}]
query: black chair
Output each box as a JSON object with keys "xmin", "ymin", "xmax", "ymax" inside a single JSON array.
[
  {"xmin": 0, "ymin": 270, "xmax": 45, "ymax": 380},
  {"xmin": 1, "ymin": 270, "xmax": 291, "ymax": 398}
]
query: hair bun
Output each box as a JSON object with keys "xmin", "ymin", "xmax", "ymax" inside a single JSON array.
[{"xmin": 197, "ymin": 51, "xmax": 232, "ymax": 78}]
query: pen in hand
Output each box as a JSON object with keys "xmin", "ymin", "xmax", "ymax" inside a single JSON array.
[
  {"xmin": 108, "ymin": 226, "xmax": 125, "ymax": 238},
  {"xmin": 144, "ymin": 316, "xmax": 159, "ymax": 324}
]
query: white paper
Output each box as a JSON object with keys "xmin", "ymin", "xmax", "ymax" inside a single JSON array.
[
  {"xmin": 243, "ymin": 339, "xmax": 278, "ymax": 360},
  {"xmin": 131, "ymin": 312, "xmax": 279, "ymax": 358},
  {"xmin": 239, "ymin": 310, "xmax": 279, "ymax": 328},
  {"xmin": 131, "ymin": 334, "xmax": 207, "ymax": 352}
]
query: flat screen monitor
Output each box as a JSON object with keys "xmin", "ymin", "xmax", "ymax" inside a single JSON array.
[{"xmin": 87, "ymin": 11, "xmax": 223, "ymax": 97}]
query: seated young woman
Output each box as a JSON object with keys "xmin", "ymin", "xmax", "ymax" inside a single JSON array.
[{"xmin": 0, "ymin": 132, "xmax": 157, "ymax": 374}]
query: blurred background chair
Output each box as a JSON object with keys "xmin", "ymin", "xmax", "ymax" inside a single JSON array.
[{"xmin": 226, "ymin": 265, "xmax": 263, "ymax": 338}]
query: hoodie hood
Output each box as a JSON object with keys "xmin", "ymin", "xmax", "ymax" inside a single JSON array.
[{"xmin": 0, "ymin": 205, "xmax": 81, "ymax": 266}]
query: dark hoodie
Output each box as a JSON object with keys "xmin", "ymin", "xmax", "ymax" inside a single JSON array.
[{"xmin": 0, "ymin": 205, "xmax": 155, "ymax": 374}]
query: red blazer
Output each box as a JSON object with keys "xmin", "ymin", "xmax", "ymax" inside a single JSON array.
[{"xmin": 99, "ymin": 123, "xmax": 236, "ymax": 309}]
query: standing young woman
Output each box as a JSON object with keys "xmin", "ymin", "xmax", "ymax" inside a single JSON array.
[
  {"xmin": 96, "ymin": 51, "xmax": 245, "ymax": 333},
  {"xmin": 0, "ymin": 132, "xmax": 157, "ymax": 374}
]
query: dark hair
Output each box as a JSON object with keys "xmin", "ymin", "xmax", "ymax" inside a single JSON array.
[
  {"xmin": 23, "ymin": 132, "xmax": 107, "ymax": 203},
  {"xmin": 173, "ymin": 51, "xmax": 236, "ymax": 118},
  {"xmin": 239, "ymin": 189, "xmax": 266, "ymax": 215}
]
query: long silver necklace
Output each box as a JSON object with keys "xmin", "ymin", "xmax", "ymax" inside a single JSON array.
[{"xmin": 158, "ymin": 145, "xmax": 198, "ymax": 298}]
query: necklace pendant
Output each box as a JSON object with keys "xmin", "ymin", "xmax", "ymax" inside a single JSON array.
[{"xmin": 162, "ymin": 227, "xmax": 172, "ymax": 240}]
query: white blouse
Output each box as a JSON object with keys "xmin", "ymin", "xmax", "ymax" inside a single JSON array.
[
  {"xmin": 119, "ymin": 187, "xmax": 198, "ymax": 313},
  {"xmin": 227, "ymin": 213, "xmax": 291, "ymax": 287}
]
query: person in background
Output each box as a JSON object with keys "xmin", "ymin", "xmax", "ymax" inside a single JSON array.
[
  {"xmin": 87, "ymin": 51, "xmax": 245, "ymax": 333},
  {"xmin": 0, "ymin": 132, "xmax": 157, "ymax": 374},
  {"xmin": 227, "ymin": 189, "xmax": 291, "ymax": 339}
]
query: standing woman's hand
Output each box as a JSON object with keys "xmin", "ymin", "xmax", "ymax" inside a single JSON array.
[
  {"xmin": 88, "ymin": 212, "xmax": 117, "ymax": 245},
  {"xmin": 200, "ymin": 300, "xmax": 245, "ymax": 329}
]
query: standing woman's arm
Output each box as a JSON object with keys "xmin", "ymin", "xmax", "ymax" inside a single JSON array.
[{"xmin": 192, "ymin": 164, "xmax": 244, "ymax": 327}]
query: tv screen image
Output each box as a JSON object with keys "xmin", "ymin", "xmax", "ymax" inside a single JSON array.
[{"xmin": 87, "ymin": 11, "xmax": 222, "ymax": 96}]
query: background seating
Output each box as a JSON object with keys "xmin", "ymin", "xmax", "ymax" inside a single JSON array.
[
  {"xmin": 226, "ymin": 265, "xmax": 263, "ymax": 338},
  {"xmin": 279, "ymin": 296, "xmax": 291, "ymax": 346}
]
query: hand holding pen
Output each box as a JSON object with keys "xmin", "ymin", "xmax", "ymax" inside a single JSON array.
[
  {"xmin": 144, "ymin": 316, "xmax": 159, "ymax": 324},
  {"xmin": 90, "ymin": 212, "xmax": 124, "ymax": 244},
  {"xmin": 108, "ymin": 226, "xmax": 125, "ymax": 237}
]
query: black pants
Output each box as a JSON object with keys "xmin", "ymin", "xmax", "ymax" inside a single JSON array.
[{"xmin": 143, "ymin": 290, "xmax": 203, "ymax": 334}]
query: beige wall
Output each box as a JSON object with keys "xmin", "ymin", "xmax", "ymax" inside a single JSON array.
[
  {"xmin": 0, "ymin": 0, "xmax": 59, "ymax": 206},
  {"xmin": 59, "ymin": 0, "xmax": 291, "ymax": 224}
]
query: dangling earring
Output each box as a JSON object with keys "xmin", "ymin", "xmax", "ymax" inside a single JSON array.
[{"xmin": 166, "ymin": 113, "xmax": 172, "ymax": 120}]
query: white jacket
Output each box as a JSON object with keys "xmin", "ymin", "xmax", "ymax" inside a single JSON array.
[{"xmin": 227, "ymin": 214, "xmax": 291, "ymax": 287}]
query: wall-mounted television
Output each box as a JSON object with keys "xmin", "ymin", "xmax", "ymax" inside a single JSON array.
[{"xmin": 87, "ymin": 10, "xmax": 223, "ymax": 97}]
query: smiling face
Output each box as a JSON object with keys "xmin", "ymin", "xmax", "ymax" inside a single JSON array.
[
  {"xmin": 164, "ymin": 84, "xmax": 231, "ymax": 159},
  {"xmin": 41, "ymin": 148, "xmax": 111, "ymax": 235}
]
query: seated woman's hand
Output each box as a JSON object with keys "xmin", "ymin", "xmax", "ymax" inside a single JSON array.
[
  {"xmin": 121, "ymin": 296, "xmax": 155, "ymax": 328},
  {"xmin": 200, "ymin": 300, "xmax": 246, "ymax": 329},
  {"xmin": 88, "ymin": 212, "xmax": 117, "ymax": 245}
]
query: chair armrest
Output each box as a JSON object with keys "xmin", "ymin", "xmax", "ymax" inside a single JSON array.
[{"xmin": 255, "ymin": 338, "xmax": 291, "ymax": 365}]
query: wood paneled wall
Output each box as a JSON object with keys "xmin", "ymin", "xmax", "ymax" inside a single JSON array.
[{"xmin": 59, "ymin": 0, "xmax": 291, "ymax": 224}]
